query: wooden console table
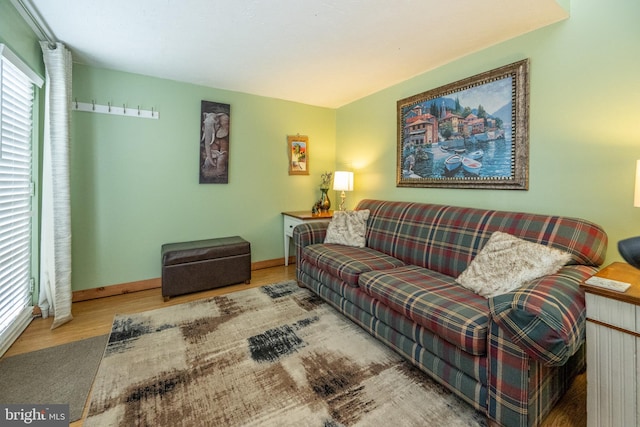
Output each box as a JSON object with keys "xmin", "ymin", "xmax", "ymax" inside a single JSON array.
[
  {"xmin": 282, "ymin": 211, "xmax": 332, "ymax": 266},
  {"xmin": 581, "ymin": 262, "xmax": 640, "ymax": 427}
]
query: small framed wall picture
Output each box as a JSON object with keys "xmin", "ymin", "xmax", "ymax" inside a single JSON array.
[{"xmin": 288, "ymin": 135, "xmax": 309, "ymax": 175}]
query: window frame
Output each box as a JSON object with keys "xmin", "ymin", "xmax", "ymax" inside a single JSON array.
[{"xmin": 0, "ymin": 43, "xmax": 43, "ymax": 356}]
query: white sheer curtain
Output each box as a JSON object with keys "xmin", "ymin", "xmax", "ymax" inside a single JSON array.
[{"xmin": 39, "ymin": 41, "xmax": 73, "ymax": 329}]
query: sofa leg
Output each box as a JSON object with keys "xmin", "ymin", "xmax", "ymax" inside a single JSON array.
[
  {"xmin": 244, "ymin": 279, "xmax": 251, "ymax": 284},
  {"xmin": 163, "ymin": 296, "xmax": 170, "ymax": 302},
  {"xmin": 487, "ymin": 417, "xmax": 503, "ymax": 427}
]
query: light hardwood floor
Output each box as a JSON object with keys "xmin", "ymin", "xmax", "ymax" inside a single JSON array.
[{"xmin": 2, "ymin": 264, "xmax": 585, "ymax": 426}]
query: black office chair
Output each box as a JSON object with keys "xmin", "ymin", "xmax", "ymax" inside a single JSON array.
[{"xmin": 619, "ymin": 236, "xmax": 640, "ymax": 269}]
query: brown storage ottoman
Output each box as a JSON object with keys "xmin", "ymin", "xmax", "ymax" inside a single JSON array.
[{"xmin": 161, "ymin": 236, "xmax": 251, "ymax": 301}]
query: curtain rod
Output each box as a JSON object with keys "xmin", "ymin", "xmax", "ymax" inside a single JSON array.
[{"xmin": 9, "ymin": 0, "xmax": 57, "ymax": 49}]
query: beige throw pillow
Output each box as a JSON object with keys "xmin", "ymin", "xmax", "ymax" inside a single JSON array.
[
  {"xmin": 324, "ymin": 210, "xmax": 370, "ymax": 247},
  {"xmin": 456, "ymin": 231, "xmax": 571, "ymax": 298}
]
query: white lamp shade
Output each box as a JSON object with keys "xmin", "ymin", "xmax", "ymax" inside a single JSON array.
[
  {"xmin": 333, "ymin": 171, "xmax": 353, "ymax": 192},
  {"xmin": 635, "ymin": 160, "xmax": 640, "ymax": 207}
]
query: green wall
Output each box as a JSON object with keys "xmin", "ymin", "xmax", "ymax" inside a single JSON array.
[
  {"xmin": 70, "ymin": 65, "xmax": 335, "ymax": 290},
  {"xmin": 336, "ymin": 0, "xmax": 640, "ymax": 264},
  {"xmin": 0, "ymin": 1, "xmax": 44, "ymax": 76}
]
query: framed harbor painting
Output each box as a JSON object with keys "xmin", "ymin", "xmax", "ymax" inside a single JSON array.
[
  {"xmin": 200, "ymin": 100, "xmax": 230, "ymax": 184},
  {"xmin": 288, "ymin": 135, "xmax": 309, "ymax": 175},
  {"xmin": 397, "ymin": 59, "xmax": 529, "ymax": 189}
]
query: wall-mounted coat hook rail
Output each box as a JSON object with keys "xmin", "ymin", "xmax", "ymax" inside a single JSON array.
[{"xmin": 72, "ymin": 100, "xmax": 159, "ymax": 119}]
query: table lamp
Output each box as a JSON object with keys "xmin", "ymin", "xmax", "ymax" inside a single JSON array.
[
  {"xmin": 333, "ymin": 171, "xmax": 353, "ymax": 211},
  {"xmin": 618, "ymin": 159, "xmax": 640, "ymax": 269}
]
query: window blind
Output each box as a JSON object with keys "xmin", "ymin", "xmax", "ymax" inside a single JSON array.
[{"xmin": 0, "ymin": 44, "xmax": 39, "ymax": 356}]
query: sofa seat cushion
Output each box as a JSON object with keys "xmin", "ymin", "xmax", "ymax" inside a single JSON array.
[
  {"xmin": 360, "ymin": 265, "xmax": 490, "ymax": 355},
  {"xmin": 302, "ymin": 243, "xmax": 405, "ymax": 287}
]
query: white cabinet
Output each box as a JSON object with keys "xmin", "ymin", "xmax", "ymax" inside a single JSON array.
[{"xmin": 583, "ymin": 263, "xmax": 640, "ymax": 427}]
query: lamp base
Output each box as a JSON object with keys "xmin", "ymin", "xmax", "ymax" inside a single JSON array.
[
  {"xmin": 338, "ymin": 191, "xmax": 346, "ymax": 211},
  {"xmin": 618, "ymin": 236, "xmax": 640, "ymax": 269}
]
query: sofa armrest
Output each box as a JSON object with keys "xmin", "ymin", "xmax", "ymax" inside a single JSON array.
[
  {"xmin": 488, "ymin": 265, "xmax": 596, "ymax": 366},
  {"xmin": 293, "ymin": 221, "xmax": 329, "ymax": 264}
]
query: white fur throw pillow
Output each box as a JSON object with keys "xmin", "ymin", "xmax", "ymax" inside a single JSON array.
[
  {"xmin": 456, "ymin": 231, "xmax": 571, "ymax": 298},
  {"xmin": 324, "ymin": 210, "xmax": 370, "ymax": 247}
]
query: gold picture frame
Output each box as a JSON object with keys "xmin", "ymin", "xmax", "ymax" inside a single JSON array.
[
  {"xmin": 288, "ymin": 135, "xmax": 309, "ymax": 175},
  {"xmin": 397, "ymin": 59, "xmax": 529, "ymax": 189}
]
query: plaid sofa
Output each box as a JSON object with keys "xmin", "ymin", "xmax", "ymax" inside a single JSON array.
[{"xmin": 294, "ymin": 199, "xmax": 607, "ymax": 427}]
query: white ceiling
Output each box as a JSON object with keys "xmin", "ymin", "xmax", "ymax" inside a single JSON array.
[{"xmin": 25, "ymin": 0, "xmax": 568, "ymax": 108}]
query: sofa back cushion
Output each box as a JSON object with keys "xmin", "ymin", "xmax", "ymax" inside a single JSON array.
[{"xmin": 356, "ymin": 199, "xmax": 608, "ymax": 278}]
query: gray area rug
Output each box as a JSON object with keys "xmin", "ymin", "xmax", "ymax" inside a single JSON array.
[
  {"xmin": 0, "ymin": 334, "xmax": 109, "ymax": 422},
  {"xmin": 86, "ymin": 281, "xmax": 486, "ymax": 426}
]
